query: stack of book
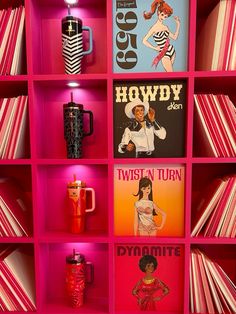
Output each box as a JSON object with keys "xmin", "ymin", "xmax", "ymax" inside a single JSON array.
[
  {"xmin": 0, "ymin": 5, "xmax": 25, "ymax": 75},
  {"xmin": 0, "ymin": 177, "xmax": 32, "ymax": 237},
  {"xmin": 191, "ymin": 175, "xmax": 236, "ymax": 238},
  {"xmin": 196, "ymin": 0, "xmax": 236, "ymax": 71},
  {"xmin": 194, "ymin": 94, "xmax": 236, "ymax": 157},
  {"xmin": 0, "ymin": 95, "xmax": 28, "ymax": 159},
  {"xmin": 0, "ymin": 245, "xmax": 36, "ymax": 311},
  {"xmin": 190, "ymin": 248, "xmax": 236, "ymax": 314}
]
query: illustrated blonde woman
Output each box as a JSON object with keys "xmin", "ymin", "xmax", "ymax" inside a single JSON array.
[
  {"xmin": 134, "ymin": 177, "xmax": 166, "ymax": 236},
  {"xmin": 143, "ymin": 0, "xmax": 180, "ymax": 72}
]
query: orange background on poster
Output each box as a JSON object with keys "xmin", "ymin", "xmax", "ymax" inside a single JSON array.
[{"xmin": 114, "ymin": 164, "xmax": 185, "ymax": 236}]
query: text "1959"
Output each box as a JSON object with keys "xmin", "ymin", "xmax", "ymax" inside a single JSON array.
[{"xmin": 115, "ymin": 10, "xmax": 138, "ymax": 69}]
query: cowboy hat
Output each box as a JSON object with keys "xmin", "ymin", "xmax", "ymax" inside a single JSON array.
[{"xmin": 124, "ymin": 98, "xmax": 150, "ymax": 119}]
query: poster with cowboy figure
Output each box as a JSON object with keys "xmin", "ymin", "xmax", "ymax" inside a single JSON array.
[
  {"xmin": 113, "ymin": 79, "xmax": 186, "ymax": 158},
  {"xmin": 113, "ymin": 0, "xmax": 189, "ymax": 73}
]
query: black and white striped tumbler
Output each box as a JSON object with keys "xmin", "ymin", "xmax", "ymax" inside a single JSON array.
[{"xmin": 62, "ymin": 14, "xmax": 93, "ymax": 74}]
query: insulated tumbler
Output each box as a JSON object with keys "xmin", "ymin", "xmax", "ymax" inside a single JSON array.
[
  {"xmin": 63, "ymin": 93, "xmax": 93, "ymax": 159},
  {"xmin": 66, "ymin": 250, "xmax": 94, "ymax": 308},
  {"xmin": 67, "ymin": 174, "xmax": 95, "ymax": 233},
  {"xmin": 62, "ymin": 14, "xmax": 93, "ymax": 74}
]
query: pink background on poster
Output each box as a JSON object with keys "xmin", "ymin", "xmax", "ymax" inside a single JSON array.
[{"xmin": 114, "ymin": 244, "xmax": 185, "ymax": 312}]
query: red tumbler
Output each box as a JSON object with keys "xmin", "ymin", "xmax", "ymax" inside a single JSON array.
[
  {"xmin": 67, "ymin": 174, "xmax": 95, "ymax": 233},
  {"xmin": 65, "ymin": 250, "xmax": 94, "ymax": 308}
]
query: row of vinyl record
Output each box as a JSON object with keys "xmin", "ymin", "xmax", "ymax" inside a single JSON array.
[
  {"xmin": 196, "ymin": 0, "xmax": 236, "ymax": 71},
  {"xmin": 191, "ymin": 175, "xmax": 236, "ymax": 238},
  {"xmin": 0, "ymin": 95, "xmax": 28, "ymax": 159},
  {"xmin": 0, "ymin": 245, "xmax": 36, "ymax": 311},
  {"xmin": 0, "ymin": 5, "xmax": 25, "ymax": 75},
  {"xmin": 190, "ymin": 249, "xmax": 236, "ymax": 314},
  {"xmin": 0, "ymin": 178, "xmax": 32, "ymax": 237},
  {"xmin": 0, "ymin": 245, "xmax": 235, "ymax": 313},
  {"xmin": 1, "ymin": 172, "xmax": 235, "ymax": 238},
  {"xmin": 194, "ymin": 94, "xmax": 236, "ymax": 157}
]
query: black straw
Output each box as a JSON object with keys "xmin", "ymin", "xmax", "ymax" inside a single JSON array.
[{"xmin": 68, "ymin": 4, "xmax": 71, "ymax": 15}]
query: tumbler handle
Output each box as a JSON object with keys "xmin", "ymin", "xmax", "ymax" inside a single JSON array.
[
  {"xmin": 83, "ymin": 110, "xmax": 93, "ymax": 137},
  {"xmin": 85, "ymin": 188, "xmax": 95, "ymax": 213},
  {"xmin": 86, "ymin": 261, "xmax": 94, "ymax": 284},
  {"xmin": 82, "ymin": 26, "xmax": 93, "ymax": 56}
]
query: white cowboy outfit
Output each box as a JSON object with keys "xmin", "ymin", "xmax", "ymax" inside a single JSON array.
[{"xmin": 118, "ymin": 98, "xmax": 166, "ymax": 157}]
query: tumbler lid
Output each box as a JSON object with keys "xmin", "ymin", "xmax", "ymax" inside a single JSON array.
[
  {"xmin": 63, "ymin": 102, "xmax": 83, "ymax": 110},
  {"xmin": 62, "ymin": 15, "xmax": 82, "ymax": 24},
  {"xmin": 67, "ymin": 174, "xmax": 86, "ymax": 188},
  {"xmin": 66, "ymin": 250, "xmax": 85, "ymax": 264},
  {"xmin": 63, "ymin": 92, "xmax": 83, "ymax": 110}
]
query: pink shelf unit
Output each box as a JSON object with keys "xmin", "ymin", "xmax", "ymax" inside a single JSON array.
[
  {"xmin": 31, "ymin": 80, "xmax": 107, "ymax": 159},
  {"xmin": 38, "ymin": 242, "xmax": 109, "ymax": 313},
  {"xmin": 35, "ymin": 164, "xmax": 108, "ymax": 239},
  {"xmin": 28, "ymin": 0, "xmax": 107, "ymax": 75},
  {"xmin": 0, "ymin": 0, "xmax": 235, "ymax": 313}
]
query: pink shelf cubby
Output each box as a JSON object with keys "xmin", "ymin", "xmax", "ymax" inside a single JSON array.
[
  {"xmin": 35, "ymin": 164, "xmax": 108, "ymax": 239},
  {"xmin": 28, "ymin": 0, "xmax": 107, "ymax": 75},
  {"xmin": 38, "ymin": 242, "xmax": 109, "ymax": 313},
  {"xmin": 31, "ymin": 80, "xmax": 107, "ymax": 160}
]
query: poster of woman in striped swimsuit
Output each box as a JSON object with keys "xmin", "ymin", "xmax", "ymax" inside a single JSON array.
[{"xmin": 142, "ymin": 0, "xmax": 180, "ymax": 72}]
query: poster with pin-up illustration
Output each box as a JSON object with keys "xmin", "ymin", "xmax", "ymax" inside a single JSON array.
[
  {"xmin": 114, "ymin": 243, "xmax": 184, "ymax": 312},
  {"xmin": 113, "ymin": 0, "xmax": 189, "ymax": 73},
  {"xmin": 114, "ymin": 164, "xmax": 185, "ymax": 237},
  {"xmin": 113, "ymin": 79, "xmax": 186, "ymax": 158}
]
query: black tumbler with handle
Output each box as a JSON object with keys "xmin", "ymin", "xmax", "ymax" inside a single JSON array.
[
  {"xmin": 62, "ymin": 8, "xmax": 93, "ymax": 74},
  {"xmin": 63, "ymin": 93, "xmax": 93, "ymax": 158}
]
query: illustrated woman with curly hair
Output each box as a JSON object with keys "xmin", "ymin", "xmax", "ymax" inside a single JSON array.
[
  {"xmin": 142, "ymin": 0, "xmax": 180, "ymax": 72},
  {"xmin": 133, "ymin": 177, "xmax": 166, "ymax": 236},
  {"xmin": 132, "ymin": 255, "xmax": 169, "ymax": 311}
]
